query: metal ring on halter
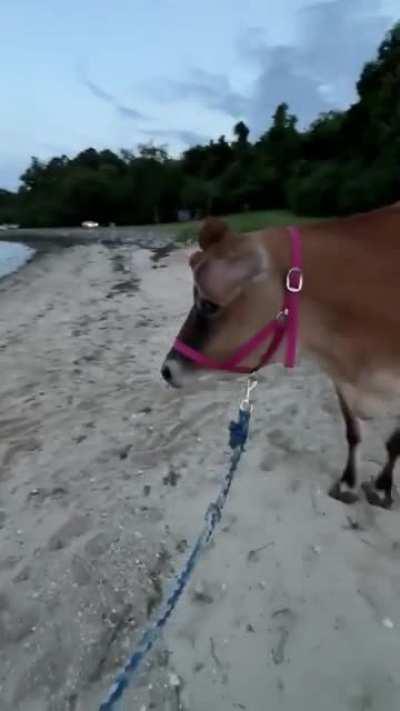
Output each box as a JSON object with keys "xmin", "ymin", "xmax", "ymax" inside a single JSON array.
[{"xmin": 286, "ymin": 267, "xmax": 303, "ymax": 293}]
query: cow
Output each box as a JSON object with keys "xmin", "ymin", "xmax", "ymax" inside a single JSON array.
[{"xmin": 162, "ymin": 204, "xmax": 400, "ymax": 509}]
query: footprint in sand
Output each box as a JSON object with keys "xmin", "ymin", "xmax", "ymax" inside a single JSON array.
[
  {"xmin": 48, "ymin": 513, "xmax": 91, "ymax": 551},
  {"xmin": 0, "ymin": 588, "xmax": 40, "ymax": 644},
  {"xmin": 302, "ymin": 543, "xmax": 323, "ymax": 578},
  {"xmin": 2, "ymin": 437, "xmax": 41, "ymax": 470},
  {"xmin": 268, "ymin": 607, "xmax": 296, "ymax": 666}
]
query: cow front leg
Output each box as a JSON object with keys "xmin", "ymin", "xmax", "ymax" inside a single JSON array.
[{"xmin": 329, "ymin": 388, "xmax": 361, "ymax": 505}]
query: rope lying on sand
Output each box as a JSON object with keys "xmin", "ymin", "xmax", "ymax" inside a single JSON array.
[{"xmin": 99, "ymin": 379, "xmax": 257, "ymax": 710}]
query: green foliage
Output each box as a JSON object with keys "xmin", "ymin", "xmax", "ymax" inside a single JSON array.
[
  {"xmin": 304, "ymin": 112, "xmax": 345, "ymax": 161},
  {"xmin": 0, "ymin": 189, "xmax": 18, "ymax": 224},
  {"xmin": 287, "ymin": 160, "xmax": 340, "ymax": 215},
  {"xmin": 2, "ymin": 22, "xmax": 400, "ymax": 227},
  {"xmin": 181, "ymin": 177, "xmax": 213, "ymax": 214}
]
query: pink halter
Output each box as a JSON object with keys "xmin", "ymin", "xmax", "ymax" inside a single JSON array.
[{"xmin": 173, "ymin": 226, "xmax": 303, "ymax": 374}]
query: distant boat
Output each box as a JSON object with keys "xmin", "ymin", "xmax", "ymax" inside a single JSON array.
[
  {"xmin": 81, "ymin": 220, "xmax": 99, "ymax": 228},
  {"xmin": 0, "ymin": 223, "xmax": 20, "ymax": 230}
]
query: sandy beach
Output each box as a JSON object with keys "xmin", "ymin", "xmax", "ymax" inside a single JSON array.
[{"xmin": 2, "ymin": 238, "xmax": 400, "ymax": 711}]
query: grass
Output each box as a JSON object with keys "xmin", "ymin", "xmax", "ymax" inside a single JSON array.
[
  {"xmin": 223, "ymin": 209, "xmax": 316, "ymax": 231},
  {"xmin": 169, "ymin": 209, "xmax": 322, "ymax": 245}
]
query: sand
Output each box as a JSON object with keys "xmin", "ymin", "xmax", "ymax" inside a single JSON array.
[{"xmin": 1, "ymin": 239, "xmax": 400, "ymax": 711}]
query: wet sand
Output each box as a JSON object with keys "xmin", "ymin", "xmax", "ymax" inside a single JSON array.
[{"xmin": 1, "ymin": 240, "xmax": 400, "ymax": 710}]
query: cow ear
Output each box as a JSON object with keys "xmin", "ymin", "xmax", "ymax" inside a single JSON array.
[
  {"xmin": 193, "ymin": 245, "xmax": 267, "ymax": 305},
  {"xmin": 198, "ymin": 217, "xmax": 231, "ymax": 250}
]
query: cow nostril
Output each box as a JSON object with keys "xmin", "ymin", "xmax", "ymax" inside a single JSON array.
[{"xmin": 161, "ymin": 363, "xmax": 172, "ymax": 383}]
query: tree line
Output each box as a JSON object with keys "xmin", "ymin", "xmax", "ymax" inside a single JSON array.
[{"xmin": 1, "ymin": 22, "xmax": 399, "ymax": 228}]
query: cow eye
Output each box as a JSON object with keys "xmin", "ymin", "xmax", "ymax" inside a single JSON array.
[{"xmin": 197, "ymin": 299, "xmax": 219, "ymax": 317}]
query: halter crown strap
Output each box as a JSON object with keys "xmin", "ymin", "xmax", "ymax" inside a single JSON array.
[{"xmin": 284, "ymin": 225, "xmax": 303, "ymax": 368}]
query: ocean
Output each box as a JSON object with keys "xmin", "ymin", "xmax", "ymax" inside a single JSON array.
[{"xmin": 0, "ymin": 241, "xmax": 35, "ymax": 279}]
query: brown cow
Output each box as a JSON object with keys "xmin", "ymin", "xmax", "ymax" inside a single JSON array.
[{"xmin": 161, "ymin": 204, "xmax": 400, "ymax": 509}]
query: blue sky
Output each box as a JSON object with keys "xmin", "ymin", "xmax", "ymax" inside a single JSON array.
[{"xmin": 1, "ymin": 0, "xmax": 398, "ymax": 189}]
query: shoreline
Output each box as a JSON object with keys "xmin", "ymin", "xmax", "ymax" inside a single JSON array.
[
  {"xmin": 0, "ymin": 238, "xmax": 66, "ymax": 285},
  {"xmin": 0, "ymin": 240, "xmax": 36, "ymax": 282},
  {"xmin": 0, "ymin": 224, "xmax": 178, "ymax": 249},
  {"xmin": 0, "ymin": 225, "xmax": 178, "ymax": 285}
]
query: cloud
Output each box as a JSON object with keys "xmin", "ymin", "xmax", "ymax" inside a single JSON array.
[
  {"xmin": 149, "ymin": 0, "xmax": 394, "ymax": 135},
  {"xmin": 117, "ymin": 104, "xmax": 145, "ymax": 121},
  {"xmin": 139, "ymin": 127, "xmax": 210, "ymax": 147},
  {"xmin": 80, "ymin": 77, "xmax": 115, "ymax": 104},
  {"xmin": 246, "ymin": 0, "xmax": 394, "ymax": 132},
  {"xmin": 79, "ymin": 71, "xmax": 148, "ymax": 122},
  {"xmin": 247, "ymin": 44, "xmax": 326, "ymax": 133},
  {"xmin": 149, "ymin": 68, "xmax": 248, "ymax": 119}
]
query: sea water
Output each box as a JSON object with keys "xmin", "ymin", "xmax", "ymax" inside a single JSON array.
[{"xmin": 0, "ymin": 241, "xmax": 35, "ymax": 278}]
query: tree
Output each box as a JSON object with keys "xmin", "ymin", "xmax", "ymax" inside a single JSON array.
[
  {"xmin": 304, "ymin": 112, "xmax": 345, "ymax": 161},
  {"xmin": 255, "ymin": 104, "xmax": 302, "ymax": 206},
  {"xmin": 0, "ymin": 189, "xmax": 18, "ymax": 223},
  {"xmin": 181, "ymin": 177, "xmax": 211, "ymax": 215},
  {"xmin": 233, "ymin": 121, "xmax": 250, "ymax": 148},
  {"xmin": 137, "ymin": 143, "xmax": 168, "ymax": 162}
]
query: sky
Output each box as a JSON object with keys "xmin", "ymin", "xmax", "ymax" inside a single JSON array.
[{"xmin": 1, "ymin": 0, "xmax": 399, "ymax": 189}]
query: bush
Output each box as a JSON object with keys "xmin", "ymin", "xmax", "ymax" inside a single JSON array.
[{"xmin": 287, "ymin": 161, "xmax": 341, "ymax": 216}]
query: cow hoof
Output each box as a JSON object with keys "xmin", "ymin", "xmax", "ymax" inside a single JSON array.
[
  {"xmin": 361, "ymin": 481, "xmax": 393, "ymax": 509},
  {"xmin": 328, "ymin": 481, "xmax": 359, "ymax": 505}
]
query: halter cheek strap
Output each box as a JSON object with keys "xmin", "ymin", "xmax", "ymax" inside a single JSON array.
[{"xmin": 173, "ymin": 226, "xmax": 303, "ymax": 373}]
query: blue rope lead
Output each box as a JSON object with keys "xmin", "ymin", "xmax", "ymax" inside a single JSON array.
[{"xmin": 99, "ymin": 396, "xmax": 253, "ymax": 710}]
